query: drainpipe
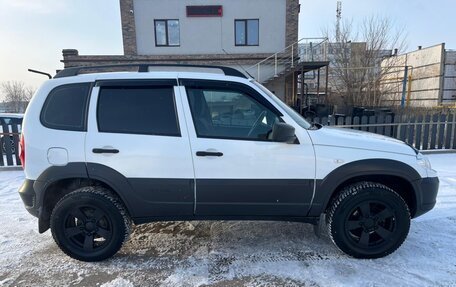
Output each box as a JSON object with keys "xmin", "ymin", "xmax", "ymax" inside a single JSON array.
[
  {"xmin": 401, "ymin": 65, "xmax": 409, "ymax": 108},
  {"xmin": 406, "ymin": 73, "xmax": 413, "ymax": 107}
]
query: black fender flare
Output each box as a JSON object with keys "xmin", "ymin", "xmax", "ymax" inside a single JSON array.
[
  {"xmin": 34, "ymin": 162, "xmax": 137, "ymax": 232},
  {"xmin": 34, "ymin": 162, "xmax": 89, "ymax": 210},
  {"xmin": 34, "ymin": 163, "xmax": 89, "ymax": 232},
  {"xmin": 85, "ymin": 162, "xmax": 136, "ymax": 215},
  {"xmin": 307, "ymin": 159, "xmax": 422, "ymax": 217}
]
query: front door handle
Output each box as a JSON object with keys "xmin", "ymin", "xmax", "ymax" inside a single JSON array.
[
  {"xmin": 196, "ymin": 151, "xmax": 223, "ymax": 157},
  {"xmin": 93, "ymin": 148, "xmax": 119, "ymax": 154}
]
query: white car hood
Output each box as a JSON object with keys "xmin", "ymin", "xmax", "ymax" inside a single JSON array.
[{"xmin": 308, "ymin": 126, "xmax": 416, "ymax": 156}]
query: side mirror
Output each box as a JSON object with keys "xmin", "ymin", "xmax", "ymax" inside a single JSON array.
[{"xmin": 271, "ymin": 122, "xmax": 297, "ymax": 144}]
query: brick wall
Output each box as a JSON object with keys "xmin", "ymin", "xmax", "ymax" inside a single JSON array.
[
  {"xmin": 285, "ymin": 0, "xmax": 299, "ymax": 47},
  {"xmin": 120, "ymin": 0, "xmax": 137, "ymax": 55},
  {"xmin": 61, "ymin": 49, "xmax": 272, "ymax": 68}
]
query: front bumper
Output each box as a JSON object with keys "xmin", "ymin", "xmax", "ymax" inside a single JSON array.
[
  {"xmin": 413, "ymin": 176, "xmax": 439, "ymax": 218},
  {"xmin": 18, "ymin": 179, "xmax": 39, "ymax": 218}
]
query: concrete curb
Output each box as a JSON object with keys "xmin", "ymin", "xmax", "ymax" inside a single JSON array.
[
  {"xmin": 0, "ymin": 166, "xmax": 23, "ymax": 171},
  {"xmin": 421, "ymin": 150, "xmax": 456, "ymax": 155}
]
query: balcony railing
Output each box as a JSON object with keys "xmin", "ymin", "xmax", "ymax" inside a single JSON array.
[{"xmin": 245, "ymin": 37, "xmax": 329, "ymax": 83}]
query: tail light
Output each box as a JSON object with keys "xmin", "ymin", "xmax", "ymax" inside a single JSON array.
[{"xmin": 19, "ymin": 134, "xmax": 25, "ymax": 169}]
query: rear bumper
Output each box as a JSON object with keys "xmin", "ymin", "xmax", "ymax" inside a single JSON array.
[
  {"xmin": 18, "ymin": 179, "xmax": 52, "ymax": 233},
  {"xmin": 413, "ymin": 176, "xmax": 439, "ymax": 218},
  {"xmin": 18, "ymin": 179, "xmax": 39, "ymax": 218}
]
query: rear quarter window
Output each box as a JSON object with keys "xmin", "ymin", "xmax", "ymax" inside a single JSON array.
[{"xmin": 40, "ymin": 83, "xmax": 91, "ymax": 131}]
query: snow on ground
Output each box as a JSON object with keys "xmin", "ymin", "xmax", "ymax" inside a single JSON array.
[{"xmin": 1, "ymin": 154, "xmax": 456, "ymax": 286}]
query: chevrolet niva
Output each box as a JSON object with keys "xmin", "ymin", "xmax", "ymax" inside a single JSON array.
[{"xmin": 18, "ymin": 65, "xmax": 439, "ymax": 261}]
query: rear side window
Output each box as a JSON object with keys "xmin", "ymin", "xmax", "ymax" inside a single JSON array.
[
  {"xmin": 97, "ymin": 86, "xmax": 180, "ymax": 136},
  {"xmin": 41, "ymin": 83, "xmax": 91, "ymax": 131}
]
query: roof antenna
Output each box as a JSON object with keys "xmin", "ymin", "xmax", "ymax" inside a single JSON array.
[
  {"xmin": 28, "ymin": 69, "xmax": 52, "ymax": 79},
  {"xmin": 222, "ymin": 48, "xmax": 254, "ymax": 79}
]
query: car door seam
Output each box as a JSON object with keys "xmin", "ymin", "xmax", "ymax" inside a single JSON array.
[{"xmin": 175, "ymin": 81, "xmax": 198, "ymax": 215}]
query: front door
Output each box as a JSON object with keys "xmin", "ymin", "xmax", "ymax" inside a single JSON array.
[{"xmin": 179, "ymin": 80, "xmax": 315, "ymax": 217}]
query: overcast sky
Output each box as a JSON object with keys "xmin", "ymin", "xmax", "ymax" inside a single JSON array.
[{"xmin": 0, "ymin": 0, "xmax": 453, "ymax": 88}]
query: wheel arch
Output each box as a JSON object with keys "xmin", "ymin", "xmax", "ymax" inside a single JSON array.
[
  {"xmin": 308, "ymin": 159, "xmax": 422, "ymax": 218},
  {"xmin": 34, "ymin": 163, "xmax": 135, "ymax": 233}
]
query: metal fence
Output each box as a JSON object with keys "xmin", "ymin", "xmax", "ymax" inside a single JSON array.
[
  {"xmin": 309, "ymin": 113, "xmax": 456, "ymax": 151},
  {"xmin": 1, "ymin": 123, "xmax": 22, "ymax": 167}
]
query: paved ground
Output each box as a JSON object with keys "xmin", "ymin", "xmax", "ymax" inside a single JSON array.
[{"xmin": 1, "ymin": 154, "xmax": 456, "ymax": 286}]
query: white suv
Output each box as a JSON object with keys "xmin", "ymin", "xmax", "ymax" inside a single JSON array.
[{"xmin": 18, "ymin": 64, "xmax": 439, "ymax": 262}]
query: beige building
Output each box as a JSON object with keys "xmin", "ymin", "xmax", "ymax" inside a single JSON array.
[{"xmin": 381, "ymin": 43, "xmax": 456, "ymax": 107}]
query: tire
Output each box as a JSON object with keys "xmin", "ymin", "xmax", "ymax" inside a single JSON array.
[
  {"xmin": 327, "ymin": 182, "xmax": 411, "ymax": 259},
  {"xmin": 1, "ymin": 137, "xmax": 5, "ymax": 153},
  {"xmin": 50, "ymin": 186, "xmax": 132, "ymax": 262},
  {"xmin": 1, "ymin": 137, "xmax": 16, "ymax": 154}
]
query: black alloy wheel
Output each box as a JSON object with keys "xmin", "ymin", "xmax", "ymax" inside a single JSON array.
[
  {"xmin": 345, "ymin": 200, "xmax": 396, "ymax": 248},
  {"xmin": 51, "ymin": 187, "xmax": 131, "ymax": 262},
  {"xmin": 327, "ymin": 182, "xmax": 411, "ymax": 259},
  {"xmin": 63, "ymin": 205, "xmax": 113, "ymax": 252}
]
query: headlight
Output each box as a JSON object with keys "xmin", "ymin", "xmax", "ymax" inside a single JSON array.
[{"xmin": 416, "ymin": 153, "xmax": 432, "ymax": 170}]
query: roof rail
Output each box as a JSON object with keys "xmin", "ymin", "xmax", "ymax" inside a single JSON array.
[{"xmin": 54, "ymin": 64, "xmax": 247, "ymax": 79}]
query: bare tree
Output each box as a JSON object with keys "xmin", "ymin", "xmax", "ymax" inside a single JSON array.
[
  {"xmin": 1, "ymin": 81, "xmax": 36, "ymax": 113},
  {"xmin": 322, "ymin": 15, "xmax": 407, "ymax": 108}
]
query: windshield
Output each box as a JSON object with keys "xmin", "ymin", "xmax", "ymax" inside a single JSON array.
[{"xmin": 252, "ymin": 80, "xmax": 312, "ymax": 129}]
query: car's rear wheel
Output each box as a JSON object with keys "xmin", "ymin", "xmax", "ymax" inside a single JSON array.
[
  {"xmin": 50, "ymin": 186, "xmax": 132, "ymax": 262},
  {"xmin": 327, "ymin": 182, "xmax": 410, "ymax": 259}
]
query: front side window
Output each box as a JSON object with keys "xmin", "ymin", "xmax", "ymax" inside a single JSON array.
[
  {"xmin": 253, "ymin": 81, "xmax": 312, "ymax": 129},
  {"xmin": 97, "ymin": 86, "xmax": 180, "ymax": 136},
  {"xmin": 41, "ymin": 83, "xmax": 91, "ymax": 131},
  {"xmin": 235, "ymin": 19, "xmax": 259, "ymax": 46},
  {"xmin": 187, "ymin": 87, "xmax": 279, "ymax": 140},
  {"xmin": 155, "ymin": 20, "xmax": 180, "ymax": 47}
]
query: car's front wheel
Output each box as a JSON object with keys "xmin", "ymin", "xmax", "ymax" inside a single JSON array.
[
  {"xmin": 50, "ymin": 186, "xmax": 132, "ymax": 262},
  {"xmin": 327, "ymin": 182, "xmax": 411, "ymax": 259}
]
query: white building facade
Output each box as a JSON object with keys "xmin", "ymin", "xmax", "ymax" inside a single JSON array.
[{"xmin": 62, "ymin": 0, "xmax": 302, "ymax": 101}]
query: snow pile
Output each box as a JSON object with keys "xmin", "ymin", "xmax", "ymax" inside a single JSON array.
[
  {"xmin": 0, "ymin": 154, "xmax": 456, "ymax": 286},
  {"xmin": 100, "ymin": 277, "xmax": 134, "ymax": 287}
]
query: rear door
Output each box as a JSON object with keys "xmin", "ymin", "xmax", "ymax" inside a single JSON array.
[
  {"xmin": 85, "ymin": 80, "xmax": 195, "ymax": 218},
  {"xmin": 179, "ymin": 79, "xmax": 316, "ymax": 217}
]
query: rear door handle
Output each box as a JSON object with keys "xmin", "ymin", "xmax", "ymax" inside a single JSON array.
[
  {"xmin": 196, "ymin": 151, "xmax": 223, "ymax": 157},
  {"xmin": 92, "ymin": 148, "xmax": 119, "ymax": 154}
]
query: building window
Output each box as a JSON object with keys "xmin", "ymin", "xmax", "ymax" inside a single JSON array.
[
  {"xmin": 154, "ymin": 20, "xmax": 180, "ymax": 47},
  {"xmin": 235, "ymin": 19, "xmax": 259, "ymax": 46}
]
